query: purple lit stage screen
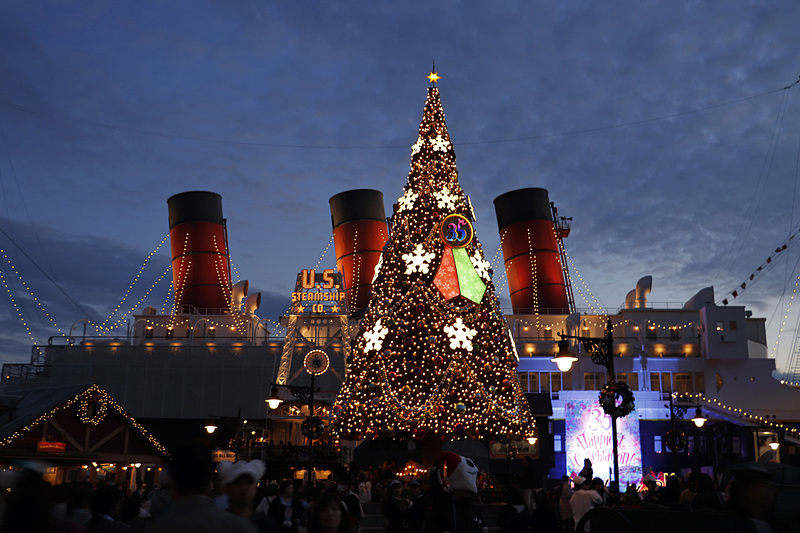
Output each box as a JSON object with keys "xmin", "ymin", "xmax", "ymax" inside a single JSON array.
[{"xmin": 564, "ymin": 399, "xmax": 642, "ymax": 485}]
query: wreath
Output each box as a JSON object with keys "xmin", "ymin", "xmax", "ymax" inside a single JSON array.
[
  {"xmin": 77, "ymin": 394, "xmax": 108, "ymax": 426},
  {"xmin": 301, "ymin": 416, "xmax": 325, "ymax": 439},
  {"xmin": 665, "ymin": 430, "xmax": 687, "ymax": 452},
  {"xmin": 598, "ymin": 381, "xmax": 635, "ymax": 418}
]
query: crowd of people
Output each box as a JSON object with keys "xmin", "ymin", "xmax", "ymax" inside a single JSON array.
[{"xmin": 0, "ymin": 448, "xmax": 787, "ymax": 533}]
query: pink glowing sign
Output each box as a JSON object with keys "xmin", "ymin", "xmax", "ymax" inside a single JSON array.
[{"xmin": 564, "ymin": 399, "xmax": 642, "ymax": 485}]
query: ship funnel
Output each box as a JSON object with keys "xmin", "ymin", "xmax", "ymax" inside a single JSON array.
[
  {"xmin": 493, "ymin": 188, "xmax": 570, "ymax": 314},
  {"xmin": 329, "ymin": 189, "xmax": 388, "ymax": 316},
  {"xmin": 167, "ymin": 191, "xmax": 232, "ymax": 313}
]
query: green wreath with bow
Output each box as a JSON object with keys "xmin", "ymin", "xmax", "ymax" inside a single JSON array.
[{"xmin": 598, "ymin": 381, "xmax": 635, "ymax": 418}]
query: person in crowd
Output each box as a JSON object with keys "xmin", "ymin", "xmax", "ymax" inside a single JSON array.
[
  {"xmin": 423, "ymin": 452, "xmax": 485, "ymax": 533},
  {"xmin": 218, "ymin": 459, "xmax": 274, "ymax": 532},
  {"xmin": 520, "ymin": 455, "xmax": 537, "ymax": 510},
  {"xmin": 146, "ymin": 470, "xmax": 172, "ymax": 519},
  {"xmin": 659, "ymin": 475, "xmax": 682, "ymax": 510},
  {"xmin": 578, "ymin": 459, "xmax": 593, "ymax": 482},
  {"xmin": 267, "ymin": 480, "xmax": 305, "ymax": 532},
  {"xmin": 405, "ymin": 480, "xmax": 429, "ymax": 533},
  {"xmin": 569, "ymin": 476, "xmax": 603, "ymax": 532},
  {"xmin": 559, "ymin": 475, "xmax": 574, "ymax": 533},
  {"xmin": 678, "ymin": 471, "xmax": 697, "ymax": 509},
  {"xmin": 531, "ymin": 488, "xmax": 560, "ymax": 533},
  {"xmin": 691, "ymin": 473, "xmax": 724, "ymax": 510},
  {"xmin": 254, "ymin": 482, "xmax": 279, "ymax": 517},
  {"xmin": 117, "ymin": 492, "xmax": 147, "ymax": 533},
  {"xmin": 589, "ymin": 478, "xmax": 607, "ymax": 507},
  {"xmin": 307, "ymin": 492, "xmax": 352, "ymax": 533},
  {"xmin": 339, "ymin": 480, "xmax": 362, "ymax": 532},
  {"xmin": 640, "ymin": 474, "xmax": 660, "ymax": 505},
  {"xmin": 145, "ymin": 440, "xmax": 257, "ymax": 533},
  {"xmin": 497, "ymin": 485, "xmax": 532, "ymax": 533},
  {"xmin": 383, "ymin": 479, "xmax": 409, "ymax": 533},
  {"xmin": 0, "ymin": 468, "xmax": 78, "ymax": 533},
  {"xmin": 357, "ymin": 471, "xmax": 371, "ymax": 504},
  {"xmin": 719, "ymin": 464, "xmax": 779, "ymax": 533},
  {"xmin": 87, "ymin": 485, "xmax": 131, "ymax": 533}
]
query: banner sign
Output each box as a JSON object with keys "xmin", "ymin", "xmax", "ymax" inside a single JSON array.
[
  {"xmin": 564, "ymin": 399, "xmax": 642, "ymax": 485},
  {"xmin": 37, "ymin": 441, "xmax": 66, "ymax": 453}
]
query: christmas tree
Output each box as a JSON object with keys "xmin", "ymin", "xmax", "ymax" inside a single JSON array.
[{"xmin": 331, "ymin": 73, "xmax": 534, "ymax": 443}]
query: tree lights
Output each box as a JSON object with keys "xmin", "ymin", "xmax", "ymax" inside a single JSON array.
[{"xmin": 331, "ymin": 78, "xmax": 534, "ymax": 443}]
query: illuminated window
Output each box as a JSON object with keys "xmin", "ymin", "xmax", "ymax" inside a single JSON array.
[
  {"xmin": 650, "ymin": 373, "xmax": 661, "ymax": 392},
  {"xmin": 694, "ymin": 372, "xmax": 705, "ymax": 394},
  {"xmin": 675, "ymin": 373, "xmax": 692, "ymax": 394},
  {"xmin": 549, "ymin": 372, "xmax": 562, "ymax": 393},
  {"xmin": 542, "ymin": 327, "xmax": 553, "ymax": 340},
  {"xmin": 584, "ymin": 372, "xmax": 603, "ymax": 391},
  {"xmin": 654, "ymin": 435, "xmax": 662, "ymax": 454},
  {"xmin": 554, "ymin": 434, "xmax": 563, "ymax": 453},
  {"xmin": 529, "ymin": 372, "xmax": 539, "ymax": 393},
  {"xmin": 716, "ymin": 321, "xmax": 724, "ymax": 332}
]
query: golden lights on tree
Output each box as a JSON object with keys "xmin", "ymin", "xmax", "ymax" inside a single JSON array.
[{"xmin": 331, "ymin": 80, "xmax": 534, "ymax": 442}]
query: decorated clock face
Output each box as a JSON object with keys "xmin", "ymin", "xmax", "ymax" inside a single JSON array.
[
  {"xmin": 304, "ymin": 350, "xmax": 330, "ymax": 375},
  {"xmin": 440, "ymin": 213, "xmax": 473, "ymax": 248}
]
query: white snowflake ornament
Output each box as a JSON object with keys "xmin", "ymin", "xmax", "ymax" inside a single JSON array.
[
  {"xmin": 397, "ymin": 190, "xmax": 418, "ymax": 212},
  {"xmin": 402, "ymin": 244, "xmax": 435, "ymax": 274},
  {"xmin": 431, "ymin": 134, "xmax": 450, "ymax": 152},
  {"xmin": 364, "ymin": 319, "xmax": 388, "ymax": 353},
  {"xmin": 444, "ymin": 318, "xmax": 477, "ymax": 351},
  {"xmin": 411, "ymin": 137, "xmax": 424, "ymax": 155},
  {"xmin": 470, "ymin": 250, "xmax": 492, "ymax": 281},
  {"xmin": 434, "ymin": 189, "xmax": 459, "ymax": 211}
]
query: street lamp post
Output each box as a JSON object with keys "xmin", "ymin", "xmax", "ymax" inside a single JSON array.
[
  {"xmin": 557, "ymin": 318, "xmax": 630, "ymax": 490},
  {"xmin": 266, "ymin": 379, "xmax": 320, "ymax": 487}
]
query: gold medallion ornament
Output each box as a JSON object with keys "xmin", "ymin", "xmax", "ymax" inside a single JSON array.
[{"xmin": 304, "ymin": 349, "xmax": 330, "ymax": 375}]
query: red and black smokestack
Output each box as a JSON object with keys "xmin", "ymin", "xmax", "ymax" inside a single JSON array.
[
  {"xmin": 494, "ymin": 188, "xmax": 569, "ymax": 314},
  {"xmin": 168, "ymin": 191, "xmax": 231, "ymax": 313},
  {"xmin": 329, "ymin": 189, "xmax": 388, "ymax": 316}
]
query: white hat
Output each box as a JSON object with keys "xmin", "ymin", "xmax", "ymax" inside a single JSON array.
[
  {"xmin": 439, "ymin": 452, "xmax": 478, "ymax": 493},
  {"xmin": 217, "ymin": 460, "xmax": 265, "ymax": 486},
  {"xmin": 573, "ymin": 476, "xmax": 586, "ymax": 487}
]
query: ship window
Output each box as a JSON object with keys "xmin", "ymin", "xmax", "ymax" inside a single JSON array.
[
  {"xmin": 654, "ymin": 435, "xmax": 662, "ymax": 454},
  {"xmin": 646, "ymin": 327, "xmax": 657, "ymax": 340},
  {"xmin": 554, "ymin": 434, "xmax": 563, "ymax": 453},
  {"xmin": 584, "ymin": 372, "xmax": 603, "ymax": 391},
  {"xmin": 670, "ymin": 328, "xmax": 680, "ymax": 341}
]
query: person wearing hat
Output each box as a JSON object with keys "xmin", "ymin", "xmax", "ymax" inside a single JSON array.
[
  {"xmin": 405, "ymin": 480, "xmax": 429, "ymax": 533},
  {"xmin": 217, "ymin": 460, "xmax": 275, "ymax": 532},
  {"xmin": 569, "ymin": 476, "xmax": 602, "ymax": 532},
  {"xmin": 146, "ymin": 441, "xmax": 257, "ymax": 533},
  {"xmin": 383, "ymin": 479, "xmax": 409, "ymax": 533},
  {"xmin": 640, "ymin": 473, "xmax": 660, "ymax": 505},
  {"xmin": 424, "ymin": 452, "xmax": 486, "ymax": 533}
]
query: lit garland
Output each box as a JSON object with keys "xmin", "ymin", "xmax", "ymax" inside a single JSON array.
[
  {"xmin": 563, "ymin": 250, "xmax": 605, "ymax": 311},
  {"xmin": 676, "ymin": 392, "xmax": 800, "ymax": 438},
  {"xmin": 0, "ymin": 256, "xmax": 37, "ymax": 344},
  {"xmin": 96, "ymin": 234, "xmax": 169, "ymax": 333},
  {"xmin": 771, "ymin": 272, "xmax": 800, "ymax": 362},
  {"xmin": 0, "ymin": 384, "xmax": 169, "ymax": 457},
  {"xmin": 331, "ymin": 80, "xmax": 534, "ymax": 442},
  {"xmin": 98, "ymin": 264, "xmax": 172, "ymax": 335}
]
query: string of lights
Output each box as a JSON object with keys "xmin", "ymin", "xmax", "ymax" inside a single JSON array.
[
  {"xmin": 677, "ymin": 392, "xmax": 800, "ymax": 438},
  {"xmin": 0, "ymin": 247, "xmax": 63, "ymax": 340},
  {"xmin": 96, "ymin": 235, "xmax": 169, "ymax": 332}
]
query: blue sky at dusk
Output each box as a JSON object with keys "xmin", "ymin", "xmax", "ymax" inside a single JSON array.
[{"xmin": 2, "ymin": 1, "xmax": 800, "ymax": 374}]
